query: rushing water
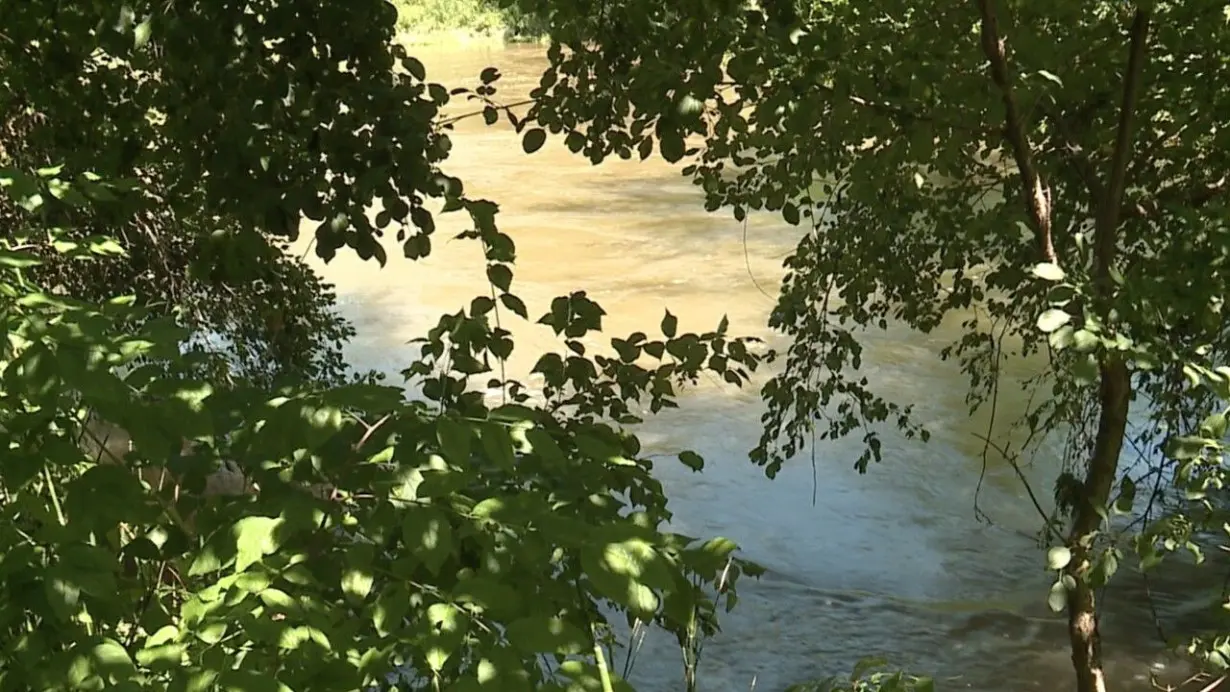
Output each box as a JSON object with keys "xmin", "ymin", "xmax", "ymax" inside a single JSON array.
[{"xmin": 300, "ymin": 44, "xmax": 1220, "ymax": 691}]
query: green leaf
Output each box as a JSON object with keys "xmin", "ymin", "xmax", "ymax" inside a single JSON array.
[
  {"xmin": 220, "ymin": 669, "xmax": 281, "ymax": 692},
  {"xmin": 852, "ymin": 655, "xmax": 889, "ymax": 680},
  {"xmin": 92, "ymin": 638, "xmax": 137, "ymax": 679},
  {"xmin": 1091, "ymin": 548, "xmax": 1119, "ymax": 587},
  {"xmin": 480, "ymin": 421, "xmax": 517, "ymax": 469},
  {"xmin": 424, "ymin": 603, "xmax": 466, "ymax": 672},
  {"xmin": 1031, "ymin": 262, "xmax": 1066, "ymax": 282},
  {"xmin": 341, "ymin": 568, "xmax": 375, "ymax": 602},
  {"xmin": 504, "ymin": 615, "xmax": 589, "ymax": 655},
  {"xmin": 425, "ymin": 644, "xmax": 452, "ymax": 673},
  {"xmin": 522, "ymin": 128, "xmax": 547, "ymax": 154},
  {"xmin": 448, "ymin": 647, "xmax": 533, "ymax": 692},
  {"xmin": 1036, "ymin": 69, "xmax": 1063, "ymax": 86},
  {"xmin": 179, "ymin": 669, "xmax": 219, "ymax": 692},
  {"xmin": 487, "ymin": 264, "xmax": 513, "ymax": 293},
  {"xmin": 661, "ymin": 309, "xmax": 678, "ymax": 338},
  {"xmin": 581, "ymin": 538, "xmax": 674, "ymax": 617},
  {"xmin": 524, "ymin": 427, "xmax": 566, "ymax": 465},
  {"xmin": 437, "ymin": 416, "xmax": 472, "ymax": 464},
  {"xmin": 1049, "ymin": 324, "xmax": 1075, "ymax": 350},
  {"xmin": 555, "ymin": 661, "xmax": 636, "ymax": 692},
  {"xmin": 1046, "ymin": 546, "xmax": 1072, "ymax": 570},
  {"xmin": 402, "ymin": 506, "xmax": 453, "ymax": 575},
  {"xmin": 782, "ymin": 202, "xmax": 801, "ymax": 226},
  {"xmin": 1047, "ymin": 579, "xmax": 1068, "ymax": 613},
  {"xmin": 133, "ymin": 18, "xmax": 153, "ymax": 49},
  {"xmin": 0, "ymin": 249, "xmax": 42, "ymax": 268},
  {"xmin": 1072, "ymin": 329, "xmax": 1099, "ymax": 353},
  {"xmin": 681, "ymin": 536, "xmax": 740, "ymax": 574},
  {"xmin": 258, "ymin": 588, "xmax": 297, "ymax": 611},
  {"xmin": 373, "ymin": 584, "xmax": 411, "ymax": 636},
  {"xmin": 135, "ymin": 642, "xmax": 187, "ymax": 671},
  {"xmin": 1036, "ymin": 309, "xmax": 1071, "ymax": 333},
  {"xmin": 188, "ymin": 545, "xmax": 225, "ymax": 577},
  {"xmin": 452, "ymin": 576, "xmax": 523, "ymax": 619},
  {"xmin": 196, "ymin": 621, "xmax": 229, "ymax": 645},
  {"xmin": 659, "ymin": 132, "xmax": 686, "ymax": 163},
  {"xmin": 45, "ymin": 575, "xmax": 82, "ymax": 621},
  {"xmin": 1070, "ymin": 353, "xmax": 1100, "ymax": 385},
  {"xmin": 678, "ymin": 450, "xmax": 704, "ymax": 471},
  {"xmin": 233, "ymin": 516, "xmax": 283, "ymax": 573},
  {"xmin": 1200, "ymin": 411, "xmax": 1228, "ymax": 439},
  {"xmin": 403, "ymin": 56, "xmax": 427, "ymax": 80},
  {"xmin": 499, "ymin": 292, "xmax": 528, "ymax": 318},
  {"xmin": 1165, "ymin": 435, "xmax": 1209, "ymax": 461}
]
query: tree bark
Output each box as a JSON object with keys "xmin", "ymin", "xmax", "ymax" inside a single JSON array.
[
  {"xmin": 1063, "ymin": 357, "xmax": 1130, "ymax": 692},
  {"xmin": 1061, "ymin": 8, "xmax": 1151, "ymax": 692}
]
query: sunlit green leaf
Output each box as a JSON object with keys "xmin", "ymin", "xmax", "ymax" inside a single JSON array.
[
  {"xmin": 402, "ymin": 506, "xmax": 453, "ymax": 575},
  {"xmin": 1046, "ymin": 546, "xmax": 1072, "ymax": 570},
  {"xmin": 233, "ymin": 516, "xmax": 283, "ymax": 573},
  {"xmin": 505, "ymin": 615, "xmax": 589, "ymax": 655},
  {"xmin": 1036, "ymin": 309, "xmax": 1071, "ymax": 333}
]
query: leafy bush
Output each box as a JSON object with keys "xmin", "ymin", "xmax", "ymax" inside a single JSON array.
[
  {"xmin": 0, "ymin": 163, "xmax": 770, "ymax": 690},
  {"xmin": 0, "ymin": 19, "xmax": 358, "ymax": 390}
]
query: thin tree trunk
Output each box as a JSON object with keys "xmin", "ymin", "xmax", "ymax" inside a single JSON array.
[
  {"xmin": 1062, "ymin": 8, "xmax": 1151, "ymax": 692},
  {"xmin": 974, "ymin": 1, "xmax": 1153, "ymax": 690},
  {"xmin": 1063, "ymin": 358, "xmax": 1130, "ymax": 692}
]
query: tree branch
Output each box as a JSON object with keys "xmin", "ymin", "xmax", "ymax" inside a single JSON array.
[
  {"xmin": 1123, "ymin": 176, "xmax": 1225, "ymax": 221},
  {"xmin": 975, "ymin": 0, "xmax": 1056, "ymax": 263},
  {"xmin": 1045, "ymin": 111, "xmax": 1106, "ymax": 205},
  {"xmin": 1095, "ymin": 7, "xmax": 1152, "ymax": 252}
]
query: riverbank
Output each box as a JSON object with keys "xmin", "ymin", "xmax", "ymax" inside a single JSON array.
[{"xmin": 392, "ymin": 0, "xmax": 547, "ymax": 45}]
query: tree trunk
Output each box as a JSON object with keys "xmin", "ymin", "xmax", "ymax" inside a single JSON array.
[
  {"xmin": 1064, "ymin": 358, "xmax": 1131, "ymax": 692},
  {"xmin": 1063, "ymin": 8, "xmax": 1150, "ymax": 690},
  {"xmin": 973, "ymin": 3, "xmax": 1150, "ymax": 688}
]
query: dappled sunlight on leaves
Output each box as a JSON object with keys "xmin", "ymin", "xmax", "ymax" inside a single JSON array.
[{"xmin": 0, "ymin": 145, "xmax": 760, "ymax": 691}]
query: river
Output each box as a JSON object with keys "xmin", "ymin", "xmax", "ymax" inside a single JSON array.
[{"xmin": 302, "ymin": 44, "xmax": 1219, "ymax": 691}]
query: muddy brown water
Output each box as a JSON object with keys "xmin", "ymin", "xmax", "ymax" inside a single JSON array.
[{"xmin": 298, "ymin": 44, "xmax": 1220, "ymax": 691}]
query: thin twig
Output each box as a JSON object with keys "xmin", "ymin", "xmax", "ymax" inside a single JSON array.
[
  {"xmin": 971, "ymin": 431, "xmax": 1064, "ymax": 542},
  {"xmin": 973, "ymin": 314, "xmax": 1007, "ymax": 526},
  {"xmin": 437, "ymin": 98, "xmax": 536, "ymax": 128}
]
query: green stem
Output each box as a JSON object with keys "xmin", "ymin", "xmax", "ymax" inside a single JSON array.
[
  {"xmin": 43, "ymin": 467, "xmax": 66, "ymax": 525},
  {"xmin": 593, "ymin": 639, "xmax": 616, "ymax": 692}
]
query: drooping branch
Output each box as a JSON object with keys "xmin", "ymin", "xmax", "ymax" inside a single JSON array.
[{"xmin": 975, "ymin": 0, "xmax": 1056, "ymax": 263}]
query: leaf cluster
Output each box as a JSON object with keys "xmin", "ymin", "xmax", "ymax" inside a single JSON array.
[{"xmin": 0, "ymin": 155, "xmax": 766, "ymax": 691}]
